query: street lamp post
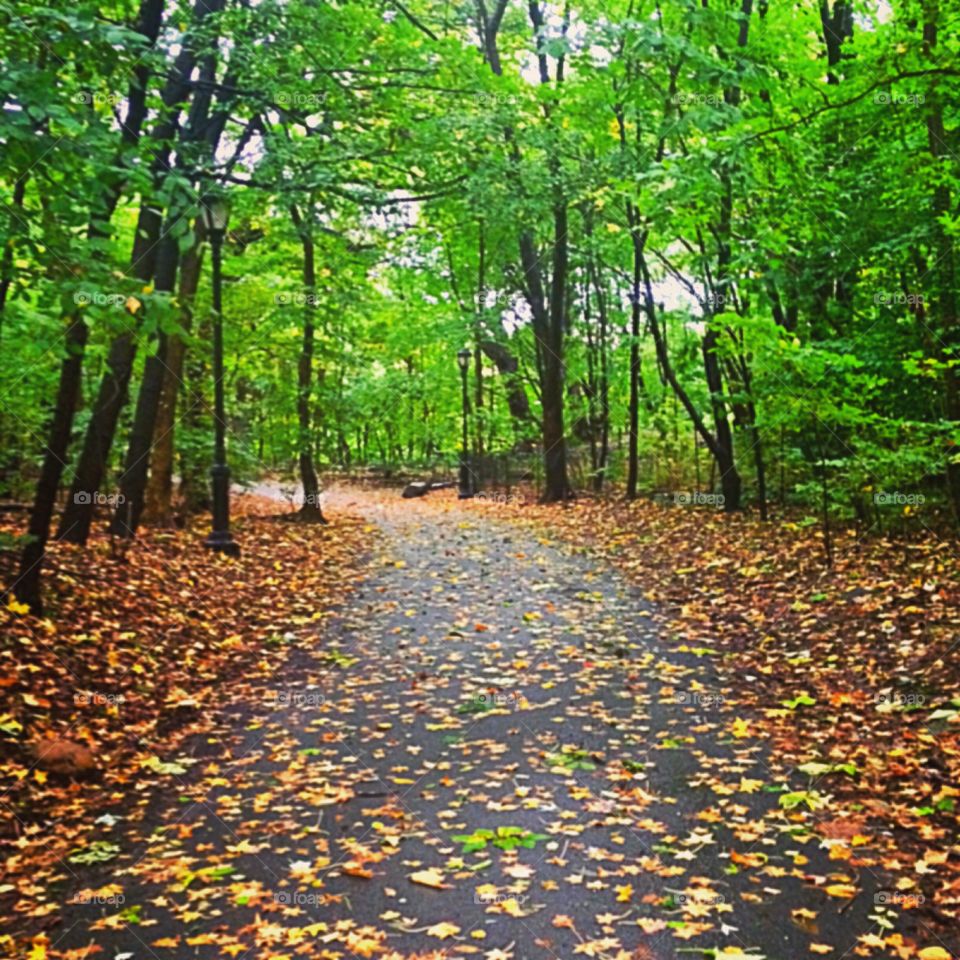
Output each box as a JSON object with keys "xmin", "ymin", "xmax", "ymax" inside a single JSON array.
[
  {"xmin": 457, "ymin": 347, "xmax": 473, "ymax": 499},
  {"xmin": 200, "ymin": 192, "xmax": 240, "ymax": 556}
]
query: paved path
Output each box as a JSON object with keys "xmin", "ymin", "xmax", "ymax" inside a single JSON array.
[{"xmin": 49, "ymin": 492, "xmax": 898, "ymax": 960}]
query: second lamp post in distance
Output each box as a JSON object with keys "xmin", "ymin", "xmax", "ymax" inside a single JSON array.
[
  {"xmin": 200, "ymin": 192, "xmax": 240, "ymax": 556},
  {"xmin": 457, "ymin": 347, "xmax": 474, "ymax": 500}
]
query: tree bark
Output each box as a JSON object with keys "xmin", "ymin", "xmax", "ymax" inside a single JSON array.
[
  {"xmin": 475, "ymin": 0, "xmax": 571, "ymax": 500},
  {"xmin": 14, "ymin": 317, "xmax": 89, "ymax": 613},
  {"xmin": 626, "ymin": 231, "xmax": 643, "ymax": 499},
  {"xmin": 920, "ymin": 3, "xmax": 960, "ymax": 519},
  {"xmin": 57, "ymin": 0, "xmax": 225, "ymax": 544},
  {"xmin": 290, "ymin": 203, "xmax": 326, "ymax": 522},
  {"xmin": 143, "ymin": 234, "xmax": 204, "ymax": 524},
  {"xmin": 14, "ymin": 0, "xmax": 166, "ymax": 605},
  {"xmin": 110, "ymin": 229, "xmax": 182, "ymax": 536}
]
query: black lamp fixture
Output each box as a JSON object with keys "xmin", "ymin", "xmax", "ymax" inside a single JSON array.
[
  {"xmin": 457, "ymin": 347, "xmax": 473, "ymax": 499},
  {"xmin": 200, "ymin": 191, "xmax": 240, "ymax": 556},
  {"xmin": 200, "ymin": 192, "xmax": 231, "ymax": 238}
]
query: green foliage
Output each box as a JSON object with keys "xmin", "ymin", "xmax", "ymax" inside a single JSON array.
[
  {"xmin": 451, "ymin": 826, "xmax": 549, "ymax": 854},
  {"xmin": 1, "ymin": 0, "xmax": 958, "ymax": 536}
]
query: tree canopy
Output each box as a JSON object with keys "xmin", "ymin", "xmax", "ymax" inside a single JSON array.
[{"xmin": 1, "ymin": 0, "xmax": 959, "ymax": 604}]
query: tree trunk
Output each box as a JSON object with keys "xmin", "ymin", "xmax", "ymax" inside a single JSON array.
[
  {"xmin": 56, "ymin": 0, "xmax": 224, "ymax": 544},
  {"xmin": 290, "ymin": 203, "xmax": 326, "ymax": 522},
  {"xmin": 701, "ymin": 326, "xmax": 741, "ymax": 511},
  {"xmin": 920, "ymin": 4, "xmax": 960, "ymax": 519},
  {"xmin": 476, "ymin": 0, "xmax": 571, "ymax": 501},
  {"xmin": 480, "ymin": 340, "xmax": 532, "ymax": 423},
  {"xmin": 14, "ymin": 0, "xmax": 165, "ymax": 601},
  {"xmin": 110, "ymin": 230, "xmax": 181, "ymax": 536},
  {"xmin": 540, "ymin": 196, "xmax": 571, "ymax": 502},
  {"xmin": 0, "ymin": 177, "xmax": 27, "ymax": 326},
  {"xmin": 14, "ymin": 317, "xmax": 89, "ymax": 613},
  {"xmin": 143, "ymin": 233, "xmax": 204, "ymax": 524},
  {"xmin": 626, "ymin": 231, "xmax": 643, "ymax": 499}
]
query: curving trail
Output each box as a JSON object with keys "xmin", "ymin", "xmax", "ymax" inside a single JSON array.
[{"xmin": 49, "ymin": 490, "xmax": 894, "ymax": 960}]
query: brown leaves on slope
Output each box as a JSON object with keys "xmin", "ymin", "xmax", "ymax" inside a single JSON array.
[{"xmin": 0, "ymin": 493, "xmax": 369, "ymax": 922}]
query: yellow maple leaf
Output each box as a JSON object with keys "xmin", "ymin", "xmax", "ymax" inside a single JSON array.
[
  {"xmin": 730, "ymin": 717, "xmax": 751, "ymax": 738},
  {"xmin": 615, "ymin": 884, "xmax": 633, "ymax": 902},
  {"xmin": 426, "ymin": 921, "xmax": 460, "ymax": 939}
]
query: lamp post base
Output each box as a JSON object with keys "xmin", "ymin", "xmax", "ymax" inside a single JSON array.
[
  {"xmin": 203, "ymin": 530, "xmax": 241, "ymax": 556},
  {"xmin": 458, "ymin": 454, "xmax": 474, "ymax": 500}
]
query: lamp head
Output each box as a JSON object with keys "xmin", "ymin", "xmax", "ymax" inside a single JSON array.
[
  {"xmin": 457, "ymin": 347, "xmax": 471, "ymax": 372},
  {"xmin": 200, "ymin": 192, "xmax": 231, "ymax": 235}
]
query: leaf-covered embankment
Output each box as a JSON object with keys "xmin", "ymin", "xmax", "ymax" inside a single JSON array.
[{"xmin": 0, "ymin": 492, "xmax": 371, "ymax": 928}]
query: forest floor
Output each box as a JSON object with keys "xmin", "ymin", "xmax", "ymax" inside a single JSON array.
[{"xmin": 1, "ymin": 485, "xmax": 959, "ymax": 960}]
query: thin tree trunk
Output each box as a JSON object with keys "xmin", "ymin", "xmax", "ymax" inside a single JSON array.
[
  {"xmin": 626, "ymin": 231, "xmax": 643, "ymax": 499},
  {"xmin": 290, "ymin": 203, "xmax": 326, "ymax": 522},
  {"xmin": 0, "ymin": 177, "xmax": 27, "ymax": 326},
  {"xmin": 14, "ymin": 317, "xmax": 89, "ymax": 613}
]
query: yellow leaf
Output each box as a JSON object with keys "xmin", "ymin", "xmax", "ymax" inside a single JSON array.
[
  {"xmin": 409, "ymin": 868, "xmax": 449, "ymax": 889},
  {"xmin": 730, "ymin": 717, "xmax": 751, "ymax": 738},
  {"xmin": 426, "ymin": 921, "xmax": 460, "ymax": 939},
  {"xmin": 27, "ymin": 938, "xmax": 47, "ymax": 960},
  {"xmin": 615, "ymin": 884, "xmax": 633, "ymax": 902},
  {"xmin": 918, "ymin": 949, "xmax": 953, "ymax": 960},
  {"xmin": 824, "ymin": 883, "xmax": 858, "ymax": 898}
]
